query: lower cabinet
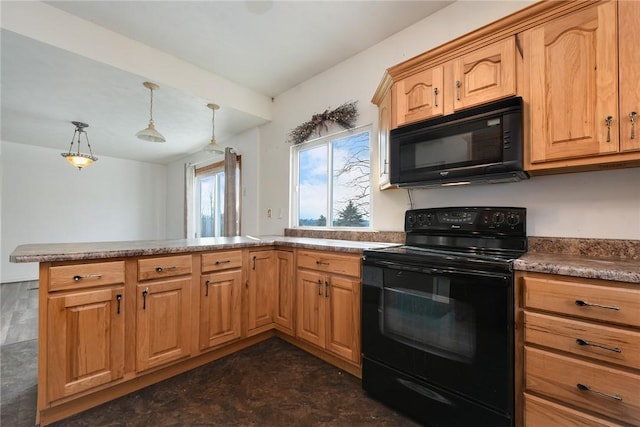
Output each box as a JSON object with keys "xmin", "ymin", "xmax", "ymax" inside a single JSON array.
[
  {"xmin": 135, "ymin": 277, "xmax": 191, "ymax": 372},
  {"xmin": 517, "ymin": 271, "xmax": 640, "ymax": 426},
  {"xmin": 199, "ymin": 270, "xmax": 242, "ymax": 350},
  {"xmin": 46, "ymin": 286, "xmax": 125, "ymax": 401},
  {"xmin": 296, "ymin": 250, "xmax": 361, "ymax": 364},
  {"xmin": 245, "ymin": 249, "xmax": 276, "ymax": 336},
  {"xmin": 38, "ymin": 246, "xmax": 362, "ymax": 425},
  {"xmin": 274, "ymin": 250, "xmax": 295, "ymax": 335}
]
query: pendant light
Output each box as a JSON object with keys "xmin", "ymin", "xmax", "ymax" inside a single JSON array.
[
  {"xmin": 203, "ymin": 103, "xmax": 225, "ymax": 153},
  {"xmin": 136, "ymin": 81, "xmax": 166, "ymax": 142},
  {"xmin": 61, "ymin": 121, "xmax": 98, "ymax": 170}
]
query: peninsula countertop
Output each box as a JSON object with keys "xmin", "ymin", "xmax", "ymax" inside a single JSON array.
[{"xmin": 10, "ymin": 235, "xmax": 399, "ymax": 263}]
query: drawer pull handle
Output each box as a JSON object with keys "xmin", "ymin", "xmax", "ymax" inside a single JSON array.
[
  {"xmin": 73, "ymin": 274, "xmax": 102, "ymax": 281},
  {"xmin": 325, "ymin": 280, "xmax": 329, "ymax": 298},
  {"xmin": 317, "ymin": 280, "xmax": 322, "ymax": 296},
  {"xmin": 605, "ymin": 115, "xmax": 613, "ymax": 142},
  {"xmin": 316, "ymin": 260, "xmax": 330, "ymax": 266},
  {"xmin": 630, "ymin": 111, "xmax": 637, "ymax": 139},
  {"xmin": 116, "ymin": 294, "xmax": 122, "ymax": 314},
  {"xmin": 434, "ymin": 87, "xmax": 439, "ymax": 107},
  {"xmin": 577, "ymin": 383, "xmax": 623, "ymax": 401},
  {"xmin": 455, "ymin": 80, "xmax": 462, "ymax": 101},
  {"xmin": 575, "ymin": 300, "xmax": 620, "ymax": 311},
  {"xmin": 215, "ymin": 260, "xmax": 231, "ymax": 265},
  {"xmin": 155, "ymin": 266, "xmax": 177, "ymax": 273},
  {"xmin": 576, "ymin": 338, "xmax": 621, "ymax": 353},
  {"xmin": 205, "ymin": 280, "xmax": 211, "ymax": 297}
]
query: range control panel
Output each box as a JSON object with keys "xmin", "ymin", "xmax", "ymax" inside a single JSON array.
[{"xmin": 405, "ymin": 207, "xmax": 526, "ymax": 235}]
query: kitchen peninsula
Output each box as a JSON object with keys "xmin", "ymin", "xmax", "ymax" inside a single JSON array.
[{"xmin": 10, "ymin": 236, "xmax": 395, "ymax": 426}]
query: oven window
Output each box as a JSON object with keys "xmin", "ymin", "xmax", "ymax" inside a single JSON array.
[{"xmin": 381, "ymin": 278, "xmax": 476, "ymax": 363}]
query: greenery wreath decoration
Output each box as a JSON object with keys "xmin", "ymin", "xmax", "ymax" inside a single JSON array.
[{"xmin": 288, "ymin": 101, "xmax": 358, "ymax": 144}]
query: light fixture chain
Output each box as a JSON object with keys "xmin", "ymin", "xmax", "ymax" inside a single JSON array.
[{"xmin": 149, "ymin": 88, "xmax": 154, "ymax": 124}]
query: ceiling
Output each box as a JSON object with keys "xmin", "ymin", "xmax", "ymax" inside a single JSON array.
[{"xmin": 1, "ymin": 1, "xmax": 452, "ymax": 164}]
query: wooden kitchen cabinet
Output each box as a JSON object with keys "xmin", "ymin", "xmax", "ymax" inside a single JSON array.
[
  {"xmin": 372, "ymin": 72, "xmax": 395, "ymax": 190},
  {"xmin": 450, "ymin": 37, "xmax": 516, "ymax": 112},
  {"xmin": 516, "ymin": 271, "xmax": 640, "ymax": 426},
  {"xmin": 390, "ymin": 37, "xmax": 516, "ymax": 128},
  {"xmin": 46, "ymin": 283, "xmax": 125, "ymax": 402},
  {"xmin": 524, "ymin": 0, "xmax": 640, "ymax": 173},
  {"xmin": 199, "ymin": 250, "xmax": 243, "ymax": 350},
  {"xmin": 136, "ymin": 255, "xmax": 191, "ymax": 372},
  {"xmin": 245, "ymin": 249, "xmax": 276, "ymax": 336},
  {"xmin": 392, "ymin": 65, "xmax": 444, "ymax": 126},
  {"xmin": 296, "ymin": 250, "xmax": 361, "ymax": 364},
  {"xmin": 274, "ymin": 249, "xmax": 295, "ymax": 335}
]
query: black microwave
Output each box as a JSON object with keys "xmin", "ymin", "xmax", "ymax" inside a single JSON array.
[{"xmin": 389, "ymin": 96, "xmax": 528, "ymax": 188}]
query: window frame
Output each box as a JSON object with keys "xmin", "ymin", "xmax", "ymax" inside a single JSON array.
[{"xmin": 290, "ymin": 125, "xmax": 372, "ymax": 230}]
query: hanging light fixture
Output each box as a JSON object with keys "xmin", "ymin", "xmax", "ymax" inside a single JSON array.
[
  {"xmin": 61, "ymin": 121, "xmax": 98, "ymax": 170},
  {"xmin": 136, "ymin": 81, "xmax": 166, "ymax": 142},
  {"xmin": 203, "ymin": 103, "xmax": 225, "ymax": 153}
]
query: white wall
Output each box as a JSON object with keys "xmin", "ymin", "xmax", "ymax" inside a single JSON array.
[
  {"xmin": 166, "ymin": 128, "xmax": 261, "ymax": 239},
  {"xmin": 257, "ymin": 0, "xmax": 640, "ymax": 240},
  {"xmin": 2, "ymin": 141, "xmax": 167, "ymax": 283}
]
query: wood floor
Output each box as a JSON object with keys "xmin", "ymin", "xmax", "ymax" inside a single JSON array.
[
  {"xmin": 1, "ymin": 280, "xmax": 38, "ymax": 346},
  {"xmin": 0, "ymin": 281, "xmax": 420, "ymax": 426}
]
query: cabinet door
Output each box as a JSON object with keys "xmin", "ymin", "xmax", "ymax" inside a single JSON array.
[
  {"xmin": 393, "ymin": 66, "xmax": 444, "ymax": 127},
  {"xmin": 452, "ymin": 37, "xmax": 516, "ymax": 111},
  {"xmin": 619, "ymin": 0, "xmax": 640, "ymax": 153},
  {"xmin": 246, "ymin": 250, "xmax": 275, "ymax": 335},
  {"xmin": 136, "ymin": 278, "xmax": 191, "ymax": 372},
  {"xmin": 274, "ymin": 250, "xmax": 295, "ymax": 335},
  {"xmin": 325, "ymin": 275, "xmax": 360, "ymax": 363},
  {"xmin": 296, "ymin": 270, "xmax": 325, "ymax": 347},
  {"xmin": 528, "ymin": 3, "xmax": 618, "ymax": 162},
  {"xmin": 378, "ymin": 88, "xmax": 393, "ymax": 189},
  {"xmin": 199, "ymin": 270, "xmax": 241, "ymax": 350},
  {"xmin": 47, "ymin": 287, "xmax": 124, "ymax": 401}
]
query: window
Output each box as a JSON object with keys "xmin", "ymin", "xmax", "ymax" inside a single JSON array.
[
  {"xmin": 292, "ymin": 127, "xmax": 371, "ymax": 228},
  {"xmin": 194, "ymin": 159, "xmax": 241, "ymax": 238}
]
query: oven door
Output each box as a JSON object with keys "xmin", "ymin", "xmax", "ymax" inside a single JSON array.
[{"xmin": 361, "ymin": 257, "xmax": 514, "ymax": 414}]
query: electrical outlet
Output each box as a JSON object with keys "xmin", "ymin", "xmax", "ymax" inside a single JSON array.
[{"xmin": 267, "ymin": 209, "xmax": 272, "ymax": 218}]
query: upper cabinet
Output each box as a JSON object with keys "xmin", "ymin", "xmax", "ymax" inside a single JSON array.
[
  {"xmin": 451, "ymin": 37, "xmax": 517, "ymax": 112},
  {"xmin": 391, "ymin": 37, "xmax": 517, "ymax": 128},
  {"xmin": 372, "ymin": 0, "xmax": 640, "ymax": 184},
  {"xmin": 524, "ymin": 0, "xmax": 640, "ymax": 172}
]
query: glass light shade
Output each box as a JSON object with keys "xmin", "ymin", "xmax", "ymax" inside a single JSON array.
[
  {"xmin": 203, "ymin": 138, "xmax": 225, "ymax": 154},
  {"xmin": 61, "ymin": 153, "xmax": 96, "ymax": 169},
  {"xmin": 136, "ymin": 122, "xmax": 166, "ymax": 142}
]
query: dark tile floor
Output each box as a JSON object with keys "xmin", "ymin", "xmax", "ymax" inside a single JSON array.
[{"xmin": 1, "ymin": 336, "xmax": 421, "ymax": 426}]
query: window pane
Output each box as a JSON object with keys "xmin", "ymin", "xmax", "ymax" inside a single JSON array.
[
  {"xmin": 332, "ymin": 132, "xmax": 370, "ymax": 227},
  {"xmin": 299, "ymin": 145, "xmax": 328, "ymax": 226},
  {"xmin": 199, "ymin": 176, "xmax": 215, "ymax": 237}
]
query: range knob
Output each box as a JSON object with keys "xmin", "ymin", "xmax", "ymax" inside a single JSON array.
[
  {"xmin": 491, "ymin": 212, "xmax": 505, "ymax": 225},
  {"xmin": 407, "ymin": 213, "xmax": 416, "ymax": 225},
  {"xmin": 507, "ymin": 213, "xmax": 520, "ymax": 226},
  {"xmin": 417, "ymin": 213, "xmax": 426, "ymax": 224}
]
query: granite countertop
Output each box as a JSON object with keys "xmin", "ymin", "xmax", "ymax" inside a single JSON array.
[
  {"xmin": 10, "ymin": 236, "xmax": 399, "ymax": 263},
  {"xmin": 514, "ymin": 253, "xmax": 640, "ymax": 284}
]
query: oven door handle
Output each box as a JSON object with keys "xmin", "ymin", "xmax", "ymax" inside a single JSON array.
[{"xmin": 364, "ymin": 259, "xmax": 508, "ymax": 280}]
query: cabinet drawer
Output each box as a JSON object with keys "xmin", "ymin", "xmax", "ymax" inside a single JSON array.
[
  {"xmin": 525, "ymin": 312, "xmax": 640, "ymax": 370},
  {"xmin": 523, "ymin": 276, "xmax": 640, "ymax": 327},
  {"xmin": 525, "ymin": 347, "xmax": 640, "ymax": 423},
  {"xmin": 201, "ymin": 250, "xmax": 242, "ymax": 273},
  {"xmin": 49, "ymin": 261, "xmax": 125, "ymax": 291},
  {"xmin": 138, "ymin": 255, "xmax": 192, "ymax": 281},
  {"xmin": 297, "ymin": 250, "xmax": 360, "ymax": 277},
  {"xmin": 524, "ymin": 393, "xmax": 624, "ymax": 427}
]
